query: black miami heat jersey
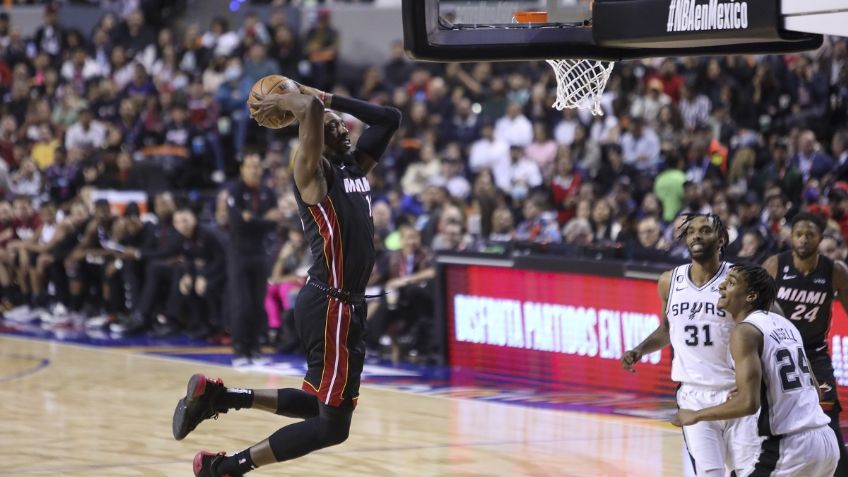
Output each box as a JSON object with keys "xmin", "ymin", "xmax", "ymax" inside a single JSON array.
[
  {"xmin": 775, "ymin": 251, "xmax": 834, "ymax": 354},
  {"xmin": 294, "ymin": 155, "xmax": 375, "ymax": 293}
]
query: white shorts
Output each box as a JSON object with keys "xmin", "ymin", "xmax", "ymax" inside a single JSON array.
[
  {"xmin": 740, "ymin": 426, "xmax": 838, "ymax": 477},
  {"xmin": 677, "ymin": 384, "xmax": 762, "ymax": 474}
]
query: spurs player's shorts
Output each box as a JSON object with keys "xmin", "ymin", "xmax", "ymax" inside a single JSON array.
[
  {"xmin": 677, "ymin": 384, "xmax": 762, "ymax": 474},
  {"xmin": 741, "ymin": 426, "xmax": 838, "ymax": 477}
]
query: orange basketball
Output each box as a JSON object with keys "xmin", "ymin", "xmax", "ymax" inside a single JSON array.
[{"xmin": 248, "ymin": 75, "xmax": 299, "ymax": 129}]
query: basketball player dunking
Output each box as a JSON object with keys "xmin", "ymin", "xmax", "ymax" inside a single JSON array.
[
  {"xmin": 763, "ymin": 212, "xmax": 848, "ymax": 476},
  {"xmin": 622, "ymin": 214, "xmax": 760, "ymax": 476},
  {"xmin": 674, "ymin": 263, "xmax": 839, "ymax": 477},
  {"xmin": 171, "ymin": 82, "xmax": 401, "ymax": 477}
]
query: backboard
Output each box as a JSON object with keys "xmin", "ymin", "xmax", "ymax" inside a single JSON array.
[{"xmin": 402, "ymin": 0, "xmax": 826, "ymax": 62}]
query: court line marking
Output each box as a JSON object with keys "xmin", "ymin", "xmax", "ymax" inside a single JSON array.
[{"xmin": 0, "ymin": 353, "xmax": 50, "ymax": 383}]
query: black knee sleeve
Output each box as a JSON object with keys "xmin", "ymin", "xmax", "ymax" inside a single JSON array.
[
  {"xmin": 267, "ymin": 400, "xmax": 353, "ymax": 462},
  {"xmin": 276, "ymin": 388, "xmax": 320, "ymax": 419}
]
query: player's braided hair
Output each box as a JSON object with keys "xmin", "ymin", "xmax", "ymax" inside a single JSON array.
[
  {"xmin": 731, "ymin": 263, "xmax": 777, "ymax": 312},
  {"xmin": 676, "ymin": 213, "xmax": 730, "ymax": 258}
]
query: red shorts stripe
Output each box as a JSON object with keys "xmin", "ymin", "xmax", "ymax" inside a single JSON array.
[
  {"xmin": 316, "ymin": 301, "xmax": 351, "ymax": 406},
  {"xmin": 307, "ymin": 199, "xmax": 334, "ymax": 285}
]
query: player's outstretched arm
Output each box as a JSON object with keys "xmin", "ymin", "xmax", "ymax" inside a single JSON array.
[
  {"xmin": 253, "ymin": 92, "xmax": 327, "ymax": 205},
  {"xmin": 622, "ymin": 270, "xmax": 672, "ymax": 372},
  {"xmin": 672, "ymin": 323, "xmax": 762, "ymax": 426}
]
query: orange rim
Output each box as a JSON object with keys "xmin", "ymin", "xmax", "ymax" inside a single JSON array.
[{"xmin": 513, "ymin": 11, "xmax": 548, "ymax": 23}]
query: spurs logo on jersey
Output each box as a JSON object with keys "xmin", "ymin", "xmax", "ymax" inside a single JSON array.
[
  {"xmin": 743, "ymin": 311, "xmax": 830, "ymax": 436},
  {"xmin": 774, "ymin": 252, "xmax": 834, "ymax": 352},
  {"xmin": 666, "ymin": 261, "xmax": 736, "ymax": 387}
]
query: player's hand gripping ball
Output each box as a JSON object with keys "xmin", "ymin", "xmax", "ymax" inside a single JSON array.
[{"xmin": 248, "ymin": 75, "xmax": 299, "ymax": 129}]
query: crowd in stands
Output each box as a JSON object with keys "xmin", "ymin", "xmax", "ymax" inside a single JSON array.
[{"xmin": 0, "ymin": 1, "xmax": 846, "ymax": 363}]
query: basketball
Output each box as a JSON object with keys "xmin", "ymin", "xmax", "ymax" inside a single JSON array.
[{"xmin": 248, "ymin": 75, "xmax": 299, "ymax": 129}]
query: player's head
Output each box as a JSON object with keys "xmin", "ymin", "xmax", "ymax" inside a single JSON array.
[
  {"xmin": 677, "ymin": 214, "xmax": 728, "ymax": 263},
  {"xmin": 323, "ymin": 110, "xmax": 351, "ymax": 159},
  {"xmin": 718, "ymin": 263, "xmax": 777, "ymax": 318},
  {"xmin": 790, "ymin": 212, "xmax": 826, "ymax": 260}
]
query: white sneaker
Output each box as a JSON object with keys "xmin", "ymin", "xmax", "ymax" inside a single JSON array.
[
  {"xmin": 251, "ymin": 355, "xmax": 271, "ymax": 366},
  {"xmin": 231, "ymin": 356, "xmax": 252, "ymax": 368},
  {"xmin": 4, "ymin": 305, "xmax": 34, "ymax": 322},
  {"xmin": 85, "ymin": 315, "xmax": 111, "ymax": 330},
  {"xmin": 51, "ymin": 303, "xmax": 68, "ymax": 316}
]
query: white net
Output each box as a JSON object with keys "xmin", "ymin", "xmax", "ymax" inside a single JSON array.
[{"xmin": 546, "ymin": 58, "xmax": 614, "ymax": 116}]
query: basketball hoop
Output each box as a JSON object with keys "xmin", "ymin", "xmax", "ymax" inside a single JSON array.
[{"xmin": 513, "ymin": 11, "xmax": 614, "ymax": 116}]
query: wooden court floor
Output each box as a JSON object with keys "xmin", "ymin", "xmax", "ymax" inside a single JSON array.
[{"xmin": 0, "ymin": 335, "xmax": 686, "ymax": 476}]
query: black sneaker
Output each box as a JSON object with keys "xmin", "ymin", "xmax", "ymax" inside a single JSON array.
[
  {"xmin": 173, "ymin": 374, "xmax": 227, "ymax": 440},
  {"xmin": 193, "ymin": 451, "xmax": 242, "ymax": 477}
]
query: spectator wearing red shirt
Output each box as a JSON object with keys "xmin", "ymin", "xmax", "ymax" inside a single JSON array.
[{"xmin": 550, "ymin": 147, "xmax": 582, "ymax": 226}]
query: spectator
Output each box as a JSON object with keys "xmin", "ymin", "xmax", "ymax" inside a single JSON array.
[
  {"xmin": 66, "ymin": 108, "xmax": 107, "ymax": 153},
  {"xmin": 33, "ymin": 3, "xmax": 64, "ymax": 60},
  {"xmin": 238, "ymin": 11, "xmax": 271, "ymax": 45},
  {"xmin": 627, "ymin": 216, "xmax": 670, "ymax": 262},
  {"xmin": 792, "ymin": 129, "xmax": 835, "ymax": 182},
  {"xmin": 621, "ymin": 116, "xmax": 661, "ymax": 173},
  {"xmin": 765, "ymin": 138, "xmax": 803, "ymax": 201},
  {"xmin": 589, "ymin": 198, "xmax": 620, "ymax": 244},
  {"xmin": 734, "ymin": 228, "xmax": 769, "ymax": 263},
  {"xmin": 226, "ymin": 154, "xmax": 279, "ymax": 366},
  {"xmin": 264, "ymin": 224, "xmax": 309, "ymax": 349},
  {"xmin": 441, "ymin": 97, "xmax": 479, "ymax": 149},
  {"xmin": 367, "ymin": 224, "xmax": 435, "ymax": 359},
  {"xmin": 494, "ymin": 101, "xmax": 533, "ymax": 147},
  {"xmin": 215, "ymin": 57, "xmax": 252, "ymax": 159},
  {"xmin": 679, "ymin": 80, "xmax": 711, "ymax": 130},
  {"xmin": 525, "ymin": 122, "xmax": 558, "ymax": 177},
  {"xmin": 832, "ymin": 130, "xmax": 848, "ymax": 182},
  {"xmin": 550, "ymin": 147, "xmax": 582, "ymax": 226},
  {"xmin": 44, "ymin": 147, "xmax": 82, "ymax": 205},
  {"xmin": 654, "ymin": 155, "xmax": 686, "ymax": 222},
  {"xmin": 515, "ymin": 194, "xmax": 561, "ymax": 244},
  {"xmin": 820, "ymin": 232, "xmax": 848, "ymax": 263},
  {"xmin": 166, "ymin": 207, "xmax": 226, "ymax": 338},
  {"xmin": 303, "ymin": 8, "xmax": 339, "ymax": 91},
  {"xmin": 468, "ymin": 120, "xmax": 510, "ymax": 178},
  {"xmin": 10, "ymin": 158, "xmax": 42, "ymax": 199},
  {"xmin": 243, "ymin": 43, "xmax": 280, "ymax": 85},
  {"xmin": 495, "ymin": 145, "xmax": 543, "ymax": 197},
  {"xmin": 631, "ymin": 78, "xmax": 671, "ymax": 122}
]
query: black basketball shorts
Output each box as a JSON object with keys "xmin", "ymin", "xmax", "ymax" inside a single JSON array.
[{"xmin": 293, "ymin": 283, "xmax": 366, "ymax": 408}]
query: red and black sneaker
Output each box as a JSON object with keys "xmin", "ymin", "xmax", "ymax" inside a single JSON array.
[
  {"xmin": 193, "ymin": 451, "xmax": 242, "ymax": 477},
  {"xmin": 172, "ymin": 373, "xmax": 227, "ymax": 440}
]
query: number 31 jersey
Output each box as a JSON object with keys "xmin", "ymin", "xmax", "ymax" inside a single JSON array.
[
  {"xmin": 666, "ymin": 261, "xmax": 736, "ymax": 387},
  {"xmin": 774, "ymin": 251, "xmax": 834, "ymax": 356}
]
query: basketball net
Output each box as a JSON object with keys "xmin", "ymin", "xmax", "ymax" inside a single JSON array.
[{"xmin": 514, "ymin": 11, "xmax": 614, "ymax": 116}]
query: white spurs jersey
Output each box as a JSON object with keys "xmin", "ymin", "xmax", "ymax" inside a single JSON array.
[
  {"xmin": 666, "ymin": 261, "xmax": 736, "ymax": 387},
  {"xmin": 743, "ymin": 310, "xmax": 830, "ymax": 436}
]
